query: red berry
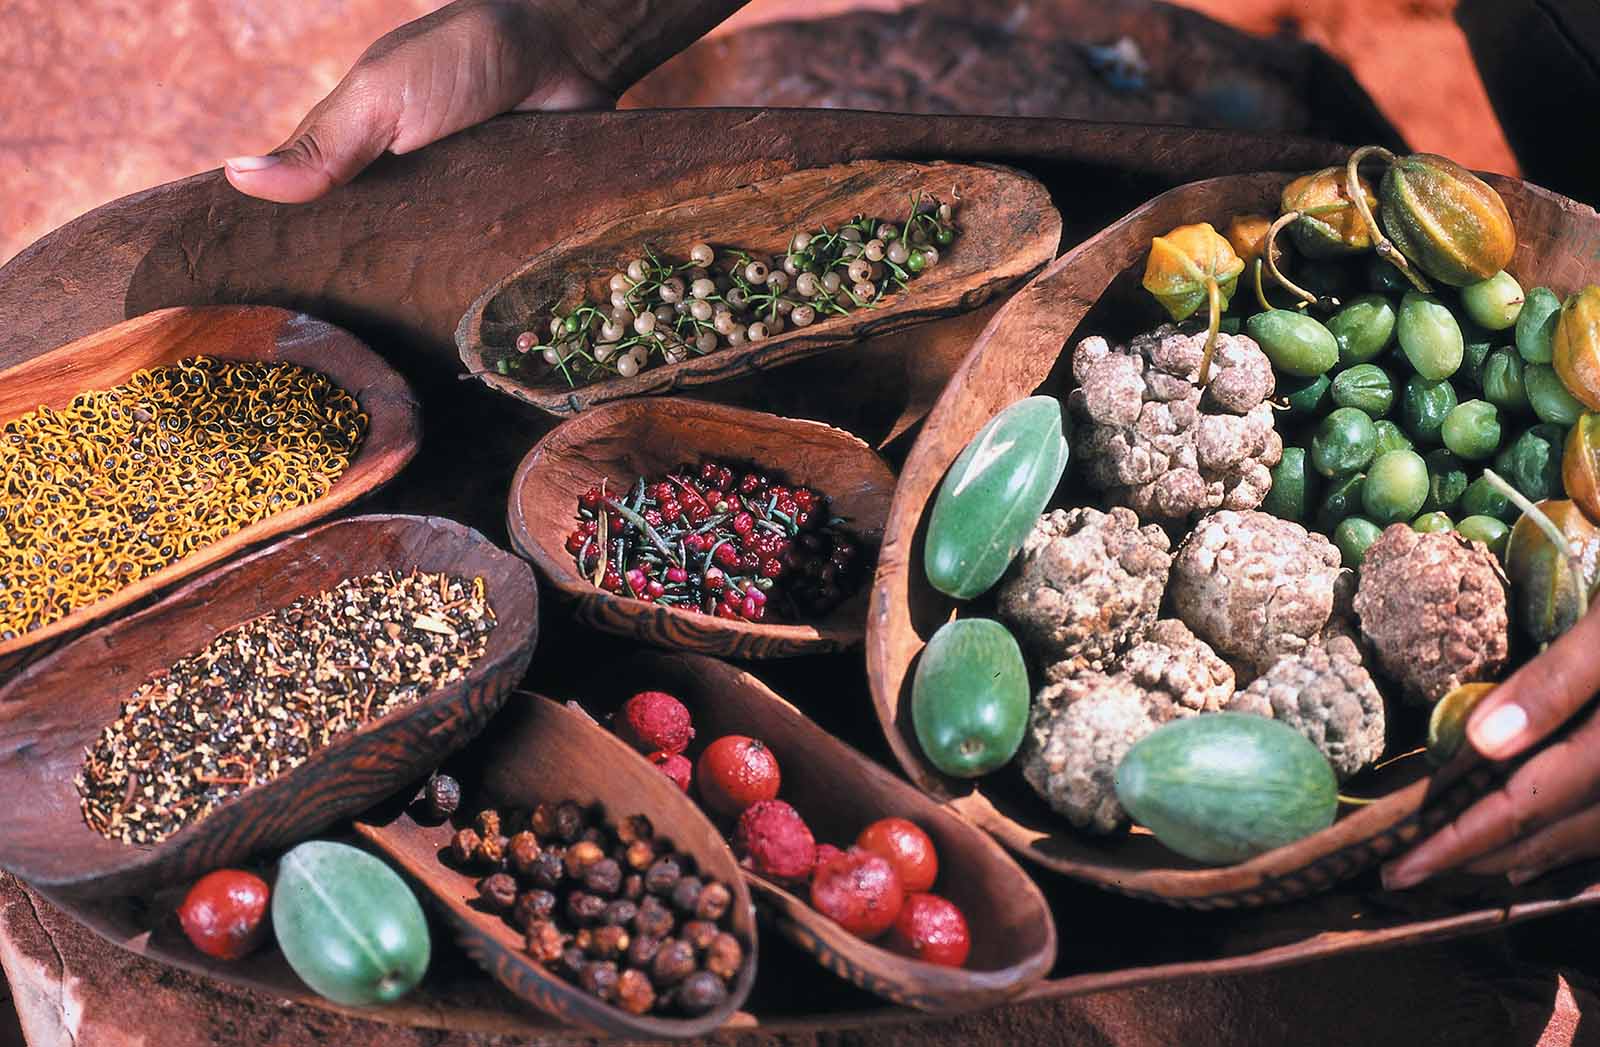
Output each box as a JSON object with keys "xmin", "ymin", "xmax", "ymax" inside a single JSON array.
[
  {"xmin": 661, "ymin": 502, "xmax": 682, "ymax": 523},
  {"xmin": 580, "ymin": 487, "xmax": 603, "ymax": 510},
  {"xmin": 647, "ymin": 580, "xmax": 666, "ymax": 599},
  {"xmin": 811, "ymin": 843, "xmax": 846, "ymax": 879},
  {"xmin": 697, "ymin": 735, "xmax": 781, "ymax": 818},
  {"xmin": 644, "ymin": 509, "xmax": 664, "ymax": 527},
  {"xmin": 666, "ymin": 566, "xmax": 688, "ymax": 584},
  {"xmin": 793, "ymin": 488, "xmax": 819, "ymax": 511},
  {"xmin": 732, "ymin": 513, "xmax": 755, "ymax": 538},
  {"xmin": 650, "ymin": 751, "xmax": 692, "ymax": 792},
  {"xmin": 703, "ymin": 567, "xmax": 725, "ymax": 590},
  {"xmin": 740, "ymin": 595, "xmax": 760, "ymax": 618},
  {"xmin": 688, "ymin": 503, "xmax": 712, "ymax": 524},
  {"xmin": 616, "ymin": 691, "xmax": 695, "ymax": 754},
  {"xmin": 733, "ymin": 800, "xmax": 816, "ymax": 881},
  {"xmin": 714, "ymin": 544, "xmax": 740, "ymax": 568},
  {"xmin": 740, "ymin": 551, "xmax": 761, "ymax": 571},
  {"xmin": 700, "ymin": 462, "xmax": 721, "ymax": 485},
  {"xmin": 715, "ymin": 604, "xmax": 740, "ymax": 619},
  {"xmin": 856, "ymin": 818, "xmax": 939, "ymax": 893},
  {"xmin": 625, "ymin": 568, "xmax": 648, "ymax": 593},
  {"xmin": 760, "ymin": 559, "xmax": 784, "ymax": 579},
  {"xmin": 737, "ymin": 474, "xmax": 762, "ymax": 496},
  {"xmin": 684, "ymin": 532, "xmax": 707, "ymax": 552},
  {"xmin": 886, "ymin": 893, "xmax": 970, "ymax": 968},
  {"xmin": 178, "ymin": 869, "xmax": 271, "ymax": 961},
  {"xmin": 810, "ymin": 848, "xmax": 903, "ymax": 940},
  {"xmin": 566, "ymin": 532, "xmax": 587, "ymax": 554},
  {"xmin": 602, "ymin": 570, "xmax": 622, "ymax": 592}
]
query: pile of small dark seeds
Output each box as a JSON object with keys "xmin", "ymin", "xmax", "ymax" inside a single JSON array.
[
  {"xmin": 76, "ymin": 570, "xmax": 496, "ymax": 845},
  {"xmin": 441, "ymin": 788, "xmax": 746, "ymax": 1018}
]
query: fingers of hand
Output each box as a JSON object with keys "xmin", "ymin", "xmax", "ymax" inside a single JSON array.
[
  {"xmin": 1468, "ymin": 604, "xmax": 1600, "ymax": 761},
  {"xmin": 1464, "ymin": 805, "xmax": 1600, "ymax": 883}
]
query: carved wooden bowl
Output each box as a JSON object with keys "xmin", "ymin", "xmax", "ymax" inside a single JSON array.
[
  {"xmin": 507, "ymin": 397, "xmax": 896, "ymax": 658},
  {"xmin": 457, "ymin": 160, "xmax": 1060, "ymax": 415},
  {"xmin": 564, "ymin": 650, "xmax": 1057, "ymax": 1014},
  {"xmin": 867, "ymin": 171, "xmax": 1600, "ymax": 908},
  {"xmin": 0, "ymin": 306, "xmax": 421, "ymax": 679},
  {"xmin": 0, "ymin": 513, "xmax": 537, "ymax": 897},
  {"xmin": 355, "ymin": 693, "xmax": 759, "ymax": 1040}
]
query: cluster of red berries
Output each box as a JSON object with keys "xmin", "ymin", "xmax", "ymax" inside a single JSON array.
[{"xmin": 567, "ymin": 460, "xmax": 862, "ymax": 623}]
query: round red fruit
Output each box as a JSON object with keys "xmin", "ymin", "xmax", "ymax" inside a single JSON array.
[
  {"xmin": 810, "ymin": 847, "xmax": 903, "ymax": 939},
  {"xmin": 811, "ymin": 843, "xmax": 846, "ymax": 880},
  {"xmin": 733, "ymin": 800, "xmax": 816, "ymax": 881},
  {"xmin": 696, "ymin": 735, "xmax": 781, "ymax": 818},
  {"xmin": 855, "ymin": 817, "xmax": 939, "ymax": 893},
  {"xmin": 885, "ymin": 893, "xmax": 970, "ymax": 968},
  {"xmin": 615, "ymin": 691, "xmax": 695, "ymax": 755},
  {"xmin": 650, "ymin": 751, "xmax": 692, "ymax": 792},
  {"xmin": 177, "ymin": 869, "xmax": 271, "ymax": 961}
]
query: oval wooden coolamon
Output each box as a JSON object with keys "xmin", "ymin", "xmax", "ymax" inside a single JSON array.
[
  {"xmin": 0, "ymin": 306, "xmax": 421, "ymax": 679},
  {"xmin": 564, "ymin": 650, "xmax": 1056, "ymax": 1014},
  {"xmin": 867, "ymin": 171, "xmax": 1599, "ymax": 909},
  {"xmin": 507, "ymin": 397, "xmax": 896, "ymax": 658},
  {"xmin": 354, "ymin": 693, "xmax": 759, "ymax": 1040},
  {"xmin": 0, "ymin": 514, "xmax": 538, "ymax": 897},
  {"xmin": 457, "ymin": 160, "xmax": 1060, "ymax": 416}
]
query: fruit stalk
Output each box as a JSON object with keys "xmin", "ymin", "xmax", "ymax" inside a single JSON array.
[{"xmin": 1344, "ymin": 145, "xmax": 1433, "ymax": 294}]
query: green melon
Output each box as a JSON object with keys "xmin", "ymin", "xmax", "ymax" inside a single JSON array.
[{"xmin": 911, "ymin": 618, "xmax": 1030, "ymax": 778}]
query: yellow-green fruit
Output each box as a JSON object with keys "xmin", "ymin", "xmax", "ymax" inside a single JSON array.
[
  {"xmin": 1563, "ymin": 413, "xmax": 1600, "ymax": 525},
  {"xmin": 1427, "ymin": 683, "xmax": 1496, "ymax": 765},
  {"xmin": 1378, "ymin": 153, "xmax": 1515, "ymax": 287},
  {"xmin": 1224, "ymin": 213, "xmax": 1274, "ymax": 265},
  {"xmin": 1281, "ymin": 166, "xmax": 1379, "ymax": 258},
  {"xmin": 1142, "ymin": 223, "xmax": 1244, "ymax": 322},
  {"xmin": 1505, "ymin": 499, "xmax": 1600, "ymax": 644},
  {"xmin": 1553, "ymin": 286, "xmax": 1600, "ymax": 411}
]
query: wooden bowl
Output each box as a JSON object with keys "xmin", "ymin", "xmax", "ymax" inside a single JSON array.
[
  {"xmin": 456, "ymin": 160, "xmax": 1060, "ymax": 416},
  {"xmin": 0, "ymin": 514, "xmax": 537, "ymax": 897},
  {"xmin": 354, "ymin": 693, "xmax": 759, "ymax": 1039},
  {"xmin": 866, "ymin": 171, "xmax": 1600, "ymax": 908},
  {"xmin": 0, "ymin": 305, "xmax": 420, "ymax": 679},
  {"xmin": 507, "ymin": 397, "xmax": 896, "ymax": 658},
  {"xmin": 562, "ymin": 650, "xmax": 1056, "ymax": 1014}
]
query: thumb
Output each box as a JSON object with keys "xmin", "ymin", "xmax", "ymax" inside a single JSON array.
[
  {"xmin": 224, "ymin": 74, "xmax": 399, "ymax": 204},
  {"xmin": 1467, "ymin": 601, "xmax": 1600, "ymax": 761}
]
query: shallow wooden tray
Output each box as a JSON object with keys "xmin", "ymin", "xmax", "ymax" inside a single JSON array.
[
  {"xmin": 0, "ymin": 305, "xmax": 420, "ymax": 678},
  {"xmin": 0, "ymin": 513, "xmax": 537, "ymax": 897},
  {"xmin": 507, "ymin": 397, "xmax": 896, "ymax": 659},
  {"xmin": 866, "ymin": 170, "xmax": 1600, "ymax": 908},
  {"xmin": 457, "ymin": 160, "xmax": 1059, "ymax": 416},
  {"xmin": 353, "ymin": 693, "xmax": 759, "ymax": 1039},
  {"xmin": 564, "ymin": 650, "xmax": 1055, "ymax": 1014}
]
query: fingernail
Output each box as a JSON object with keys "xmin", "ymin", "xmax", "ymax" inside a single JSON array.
[
  {"xmin": 224, "ymin": 155, "xmax": 280, "ymax": 173},
  {"xmin": 1471, "ymin": 703, "xmax": 1528, "ymax": 756},
  {"xmin": 1382, "ymin": 860, "xmax": 1429, "ymax": 891}
]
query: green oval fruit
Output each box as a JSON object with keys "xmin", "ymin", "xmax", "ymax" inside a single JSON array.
[
  {"xmin": 1401, "ymin": 375, "xmax": 1459, "ymax": 444},
  {"xmin": 1368, "ymin": 257, "xmax": 1410, "ymax": 294},
  {"xmin": 1281, "ymin": 373, "xmax": 1332, "ymax": 418},
  {"xmin": 1525, "ymin": 363, "xmax": 1585, "ymax": 426},
  {"xmin": 1479, "ymin": 348, "xmax": 1529, "ymax": 415},
  {"xmin": 1363, "ymin": 449, "xmax": 1429, "ymax": 523},
  {"xmin": 273, "ymin": 841, "xmax": 430, "ymax": 1007},
  {"xmin": 1427, "ymin": 682, "xmax": 1497, "ymax": 765},
  {"xmin": 1554, "ymin": 285, "xmax": 1600, "ymax": 411},
  {"xmin": 1456, "ymin": 514, "xmax": 1510, "ymax": 556},
  {"xmin": 1372, "ymin": 419, "xmax": 1414, "ymax": 457},
  {"xmin": 1334, "ymin": 516, "xmax": 1384, "ymax": 567},
  {"xmin": 1327, "ymin": 294, "xmax": 1398, "ymax": 367},
  {"xmin": 1413, "ymin": 511, "xmax": 1454, "ymax": 533},
  {"xmin": 1331, "ymin": 363, "xmax": 1396, "ymax": 417},
  {"xmin": 1379, "ymin": 153, "xmax": 1516, "ymax": 287},
  {"xmin": 1262, "ymin": 447, "xmax": 1318, "ymax": 524},
  {"xmin": 1441, "ymin": 399, "xmax": 1502, "ymax": 461},
  {"xmin": 925, "ymin": 396, "xmax": 1069, "ymax": 599},
  {"xmin": 912, "ymin": 618, "xmax": 1030, "ymax": 778},
  {"xmin": 1397, "ymin": 292, "xmax": 1465, "ymax": 380},
  {"xmin": 1461, "ymin": 331, "xmax": 1495, "ymax": 390},
  {"xmin": 1459, "ymin": 475, "xmax": 1519, "ymax": 523},
  {"xmin": 1494, "ymin": 423, "xmax": 1565, "ymax": 503},
  {"xmin": 1423, "ymin": 448, "xmax": 1468, "ymax": 513},
  {"xmin": 1246, "ymin": 310, "xmax": 1339, "ymax": 378},
  {"xmin": 1316, "ymin": 472, "xmax": 1367, "ymax": 534},
  {"xmin": 1311, "ymin": 407, "xmax": 1379, "ymax": 477},
  {"xmin": 1114, "ymin": 713, "xmax": 1338, "ymax": 865},
  {"xmin": 1505, "ymin": 500, "xmax": 1600, "ymax": 643},
  {"xmin": 1461, "ymin": 271, "xmax": 1525, "ymax": 331},
  {"xmin": 1517, "ymin": 287, "xmax": 1562, "ymax": 364}
]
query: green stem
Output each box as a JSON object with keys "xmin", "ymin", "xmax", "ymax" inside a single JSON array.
[
  {"xmin": 1345, "ymin": 145, "xmax": 1433, "ymax": 294},
  {"xmin": 1482, "ymin": 469, "xmax": 1587, "ymax": 619}
]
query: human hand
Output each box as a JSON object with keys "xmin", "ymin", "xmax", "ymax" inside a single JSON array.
[{"xmin": 1382, "ymin": 603, "xmax": 1600, "ymax": 890}]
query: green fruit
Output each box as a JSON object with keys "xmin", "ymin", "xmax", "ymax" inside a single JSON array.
[
  {"xmin": 1460, "ymin": 271, "xmax": 1525, "ymax": 331},
  {"xmin": 1517, "ymin": 287, "xmax": 1562, "ymax": 364},
  {"xmin": 1327, "ymin": 294, "xmax": 1398, "ymax": 367},
  {"xmin": 1401, "ymin": 376, "xmax": 1459, "ymax": 444},
  {"xmin": 1218, "ymin": 316, "xmax": 1243, "ymax": 336},
  {"xmin": 1525, "ymin": 364, "xmax": 1585, "ymax": 426},
  {"xmin": 1368, "ymin": 257, "xmax": 1410, "ymax": 294},
  {"xmin": 1246, "ymin": 309, "xmax": 1339, "ymax": 378},
  {"xmin": 1114, "ymin": 713, "xmax": 1338, "ymax": 865},
  {"xmin": 1281, "ymin": 373, "xmax": 1332, "ymax": 418},
  {"xmin": 1413, "ymin": 511, "xmax": 1454, "ymax": 533},
  {"xmin": 1331, "ymin": 363, "xmax": 1395, "ymax": 417},
  {"xmin": 1479, "ymin": 348, "xmax": 1529, "ymax": 415},
  {"xmin": 1427, "ymin": 683, "xmax": 1497, "ymax": 765},
  {"xmin": 924, "ymin": 396, "xmax": 1069, "ymax": 599},
  {"xmin": 1262, "ymin": 447, "xmax": 1318, "ymax": 524},
  {"xmin": 1456, "ymin": 514, "xmax": 1510, "ymax": 556},
  {"xmin": 273, "ymin": 841, "xmax": 430, "ymax": 1007},
  {"xmin": 1505, "ymin": 500, "xmax": 1600, "ymax": 643},
  {"xmin": 1316, "ymin": 472, "xmax": 1367, "ymax": 534},
  {"xmin": 1397, "ymin": 292, "xmax": 1466, "ymax": 380},
  {"xmin": 1441, "ymin": 399, "xmax": 1502, "ymax": 460},
  {"xmin": 1311, "ymin": 407, "xmax": 1379, "ymax": 477},
  {"xmin": 1379, "ymin": 153, "xmax": 1516, "ymax": 287},
  {"xmin": 1422, "ymin": 448, "xmax": 1469, "ymax": 513},
  {"xmin": 1494, "ymin": 423, "xmax": 1566, "ymax": 503},
  {"xmin": 1460, "ymin": 332, "xmax": 1495, "ymax": 390},
  {"xmin": 1372, "ymin": 420, "xmax": 1414, "ymax": 457},
  {"xmin": 1334, "ymin": 516, "xmax": 1384, "ymax": 567},
  {"xmin": 1363, "ymin": 449, "xmax": 1429, "ymax": 523},
  {"xmin": 1459, "ymin": 475, "xmax": 1519, "ymax": 523},
  {"xmin": 911, "ymin": 619, "xmax": 1030, "ymax": 778}
]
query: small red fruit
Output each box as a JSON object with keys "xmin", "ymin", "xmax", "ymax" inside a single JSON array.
[
  {"xmin": 615, "ymin": 691, "xmax": 695, "ymax": 755},
  {"xmin": 810, "ymin": 847, "xmax": 903, "ymax": 939},
  {"xmin": 733, "ymin": 800, "xmax": 816, "ymax": 881},
  {"xmin": 696, "ymin": 735, "xmax": 781, "ymax": 818},
  {"xmin": 856, "ymin": 817, "xmax": 939, "ymax": 893},
  {"xmin": 885, "ymin": 893, "xmax": 971, "ymax": 968},
  {"xmin": 650, "ymin": 751, "xmax": 692, "ymax": 792},
  {"xmin": 177, "ymin": 869, "xmax": 271, "ymax": 961},
  {"xmin": 811, "ymin": 843, "xmax": 846, "ymax": 880}
]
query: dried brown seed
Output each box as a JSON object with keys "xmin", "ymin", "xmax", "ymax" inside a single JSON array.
[
  {"xmin": 512, "ymin": 889, "xmax": 557, "ymax": 930},
  {"xmin": 474, "ymin": 834, "xmax": 506, "ymax": 867},
  {"xmin": 565, "ymin": 840, "xmax": 606, "ymax": 879},
  {"xmin": 579, "ymin": 960, "xmax": 620, "ymax": 1001},
  {"xmin": 626, "ymin": 934, "xmax": 663, "ymax": 969},
  {"xmin": 424, "ymin": 774, "xmax": 460, "ymax": 820},
  {"xmin": 477, "ymin": 873, "xmax": 518, "ymax": 912},
  {"xmin": 448, "ymin": 827, "xmax": 482, "ymax": 864},
  {"xmin": 530, "ymin": 802, "xmax": 557, "ymax": 838},
  {"xmin": 680, "ymin": 919, "xmax": 717, "ymax": 952},
  {"xmin": 566, "ymin": 892, "xmax": 607, "ymax": 926},
  {"xmin": 584, "ymin": 858, "xmax": 623, "ymax": 897},
  {"xmin": 671, "ymin": 876, "xmax": 703, "ymax": 916},
  {"xmin": 507, "ymin": 831, "xmax": 541, "ymax": 876},
  {"xmin": 624, "ymin": 839, "xmax": 656, "ymax": 872},
  {"xmin": 644, "ymin": 856, "xmax": 681, "ymax": 896},
  {"xmin": 617, "ymin": 969, "xmax": 657, "ymax": 1015},
  {"xmin": 617, "ymin": 813, "xmax": 654, "ymax": 844},
  {"xmin": 524, "ymin": 920, "xmax": 565, "ymax": 965},
  {"xmin": 622, "ymin": 874, "xmax": 645, "ymax": 901},
  {"xmin": 674, "ymin": 970, "xmax": 727, "ymax": 1016},
  {"xmin": 527, "ymin": 851, "xmax": 565, "ymax": 890},
  {"xmin": 601, "ymin": 899, "xmax": 638, "ymax": 928},
  {"xmin": 588, "ymin": 925, "xmax": 631, "ymax": 960},
  {"xmin": 695, "ymin": 881, "xmax": 732, "ymax": 922},
  {"xmin": 705, "ymin": 933, "xmax": 743, "ymax": 981},
  {"xmin": 476, "ymin": 809, "xmax": 502, "ymax": 839},
  {"xmin": 651, "ymin": 939, "xmax": 696, "ymax": 988},
  {"xmin": 553, "ymin": 801, "xmax": 584, "ymax": 842},
  {"xmin": 634, "ymin": 895, "xmax": 675, "ymax": 940}
]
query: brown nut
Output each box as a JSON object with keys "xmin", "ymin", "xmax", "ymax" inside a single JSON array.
[
  {"xmin": 423, "ymin": 773, "xmax": 461, "ymax": 820},
  {"xmin": 651, "ymin": 939, "xmax": 697, "ymax": 988},
  {"xmin": 559, "ymin": 946, "xmax": 588, "ymax": 979},
  {"xmin": 553, "ymin": 801, "xmax": 585, "ymax": 842},
  {"xmin": 579, "ymin": 960, "xmax": 620, "ymax": 1001},
  {"xmin": 617, "ymin": 813, "xmax": 654, "ymax": 845},
  {"xmin": 530, "ymin": 802, "xmax": 557, "ymax": 838},
  {"xmin": 680, "ymin": 920, "xmax": 718, "ymax": 952},
  {"xmin": 524, "ymin": 920, "xmax": 565, "ymax": 965},
  {"xmin": 635, "ymin": 896, "xmax": 675, "ymax": 940},
  {"xmin": 674, "ymin": 970, "xmax": 728, "ymax": 1017},
  {"xmin": 587, "ymin": 925, "xmax": 631, "ymax": 960},
  {"xmin": 584, "ymin": 858, "xmax": 623, "ymax": 897},
  {"xmin": 566, "ymin": 892, "xmax": 607, "ymax": 927},
  {"xmin": 512, "ymin": 889, "xmax": 557, "ymax": 930},
  {"xmin": 624, "ymin": 840, "xmax": 656, "ymax": 872},
  {"xmin": 644, "ymin": 856, "xmax": 682, "ymax": 896},
  {"xmin": 695, "ymin": 881, "xmax": 732, "ymax": 922},
  {"xmin": 507, "ymin": 831, "xmax": 541, "ymax": 876},
  {"xmin": 448, "ymin": 828, "xmax": 482, "ymax": 864},
  {"xmin": 565, "ymin": 840, "xmax": 606, "ymax": 879},
  {"xmin": 622, "ymin": 874, "xmax": 645, "ymax": 901},
  {"xmin": 705, "ymin": 933, "xmax": 743, "ymax": 981},
  {"xmin": 601, "ymin": 899, "xmax": 638, "ymax": 928},
  {"xmin": 527, "ymin": 851, "xmax": 565, "ymax": 890},
  {"xmin": 626, "ymin": 935, "xmax": 663, "ymax": 969},
  {"xmin": 474, "ymin": 834, "xmax": 506, "ymax": 867},
  {"xmin": 475, "ymin": 809, "xmax": 502, "ymax": 839},
  {"xmin": 477, "ymin": 873, "xmax": 518, "ymax": 913},
  {"xmin": 671, "ymin": 876, "xmax": 703, "ymax": 916},
  {"xmin": 617, "ymin": 968, "xmax": 657, "ymax": 1016}
]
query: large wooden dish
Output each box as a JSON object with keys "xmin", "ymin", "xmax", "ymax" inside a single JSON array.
[
  {"xmin": 457, "ymin": 160, "xmax": 1059, "ymax": 416},
  {"xmin": 354, "ymin": 693, "xmax": 759, "ymax": 1040},
  {"xmin": 0, "ymin": 306, "xmax": 421, "ymax": 678},
  {"xmin": 508, "ymin": 397, "xmax": 896, "ymax": 658},
  {"xmin": 867, "ymin": 170, "xmax": 1600, "ymax": 908},
  {"xmin": 562, "ymin": 651, "xmax": 1056, "ymax": 1014},
  {"xmin": 0, "ymin": 514, "xmax": 537, "ymax": 897}
]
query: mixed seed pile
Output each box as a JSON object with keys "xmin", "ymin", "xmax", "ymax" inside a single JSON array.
[
  {"xmin": 76, "ymin": 570, "xmax": 495, "ymax": 845},
  {"xmin": 500, "ymin": 192, "xmax": 958, "ymax": 387},
  {"xmin": 0, "ymin": 356, "xmax": 367, "ymax": 640}
]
